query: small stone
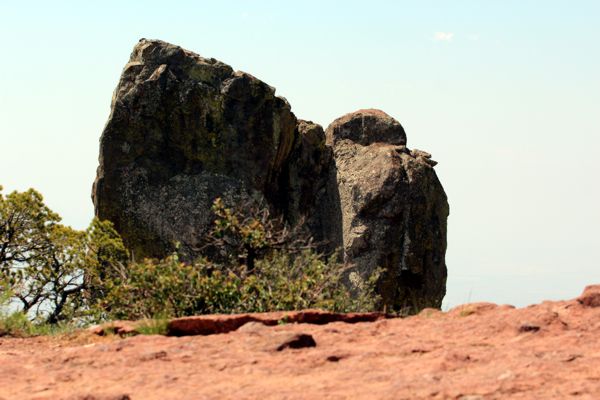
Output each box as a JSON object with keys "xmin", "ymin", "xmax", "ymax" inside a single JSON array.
[
  {"xmin": 139, "ymin": 351, "xmax": 168, "ymax": 361},
  {"xmin": 519, "ymin": 323, "xmax": 541, "ymax": 333},
  {"xmin": 325, "ymin": 109, "xmax": 448, "ymax": 310},
  {"xmin": 88, "ymin": 321, "xmax": 140, "ymax": 337},
  {"xmin": 275, "ymin": 333, "xmax": 316, "ymax": 351}
]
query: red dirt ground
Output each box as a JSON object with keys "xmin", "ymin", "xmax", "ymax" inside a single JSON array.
[{"xmin": 2, "ymin": 285, "xmax": 600, "ymax": 400}]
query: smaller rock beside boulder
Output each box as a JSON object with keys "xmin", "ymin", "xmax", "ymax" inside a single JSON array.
[{"xmin": 326, "ymin": 109, "xmax": 449, "ymax": 310}]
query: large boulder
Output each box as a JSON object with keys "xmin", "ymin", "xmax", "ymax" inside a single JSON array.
[
  {"xmin": 326, "ymin": 109, "xmax": 448, "ymax": 309},
  {"xmin": 93, "ymin": 40, "xmax": 448, "ymax": 310},
  {"xmin": 93, "ymin": 39, "xmax": 296, "ymax": 258}
]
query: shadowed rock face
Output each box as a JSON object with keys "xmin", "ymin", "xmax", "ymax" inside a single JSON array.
[
  {"xmin": 285, "ymin": 120, "xmax": 341, "ymax": 248},
  {"xmin": 93, "ymin": 39, "xmax": 448, "ymax": 309}
]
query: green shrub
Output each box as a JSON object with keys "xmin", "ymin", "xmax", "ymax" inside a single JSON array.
[
  {"xmin": 1, "ymin": 185, "xmax": 129, "ymax": 325},
  {"xmin": 2, "ymin": 185, "xmax": 382, "ymax": 326},
  {"xmin": 137, "ymin": 317, "xmax": 170, "ymax": 335},
  {"xmin": 0, "ymin": 310, "xmax": 31, "ymax": 337},
  {"xmin": 90, "ymin": 198, "xmax": 381, "ymax": 320},
  {"xmin": 199, "ymin": 197, "xmax": 314, "ymax": 269},
  {"xmin": 93, "ymin": 250, "xmax": 380, "ymax": 320},
  {"xmin": 0, "ymin": 284, "xmax": 75, "ymax": 337}
]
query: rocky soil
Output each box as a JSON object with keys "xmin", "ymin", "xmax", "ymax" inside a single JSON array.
[{"xmin": 2, "ymin": 285, "xmax": 600, "ymax": 400}]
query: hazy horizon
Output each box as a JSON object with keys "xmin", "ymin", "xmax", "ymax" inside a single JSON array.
[{"xmin": 1, "ymin": 1, "xmax": 599, "ymax": 309}]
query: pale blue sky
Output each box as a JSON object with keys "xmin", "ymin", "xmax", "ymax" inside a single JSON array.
[{"xmin": 1, "ymin": 1, "xmax": 599, "ymax": 308}]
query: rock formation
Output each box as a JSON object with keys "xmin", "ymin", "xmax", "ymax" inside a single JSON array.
[
  {"xmin": 326, "ymin": 109, "xmax": 448, "ymax": 309},
  {"xmin": 93, "ymin": 39, "xmax": 296, "ymax": 258},
  {"xmin": 93, "ymin": 39, "xmax": 449, "ymax": 309}
]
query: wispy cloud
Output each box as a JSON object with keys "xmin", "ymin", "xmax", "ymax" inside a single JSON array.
[{"xmin": 434, "ymin": 32, "xmax": 454, "ymax": 42}]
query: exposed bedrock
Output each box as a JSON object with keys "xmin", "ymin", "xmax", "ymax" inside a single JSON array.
[{"xmin": 93, "ymin": 39, "xmax": 448, "ymax": 309}]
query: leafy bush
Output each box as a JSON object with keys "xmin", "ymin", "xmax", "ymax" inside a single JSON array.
[
  {"xmin": 136, "ymin": 318, "xmax": 170, "ymax": 336},
  {"xmin": 0, "ymin": 283, "xmax": 75, "ymax": 337},
  {"xmin": 0, "ymin": 309, "xmax": 32, "ymax": 337},
  {"xmin": 93, "ymin": 249, "xmax": 380, "ymax": 320},
  {"xmin": 91, "ymin": 198, "xmax": 381, "ymax": 320},
  {"xmin": 198, "ymin": 197, "xmax": 314, "ymax": 269},
  {"xmin": 1, "ymin": 185, "xmax": 127, "ymax": 324},
  {"xmin": 0, "ymin": 283, "xmax": 29, "ymax": 336},
  {"xmin": 1, "ymin": 186, "xmax": 84, "ymax": 323},
  {"xmin": 2, "ymin": 185, "xmax": 381, "ymax": 326}
]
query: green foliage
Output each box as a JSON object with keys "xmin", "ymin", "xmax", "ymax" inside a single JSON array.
[
  {"xmin": 0, "ymin": 310, "xmax": 77, "ymax": 337},
  {"xmin": 0, "ymin": 186, "xmax": 60, "ymax": 285},
  {"xmin": 1, "ymin": 185, "xmax": 381, "ymax": 328},
  {"xmin": 0, "ymin": 283, "xmax": 75, "ymax": 337},
  {"xmin": 200, "ymin": 197, "xmax": 313, "ymax": 270},
  {"xmin": 0, "ymin": 186, "xmax": 84, "ymax": 323},
  {"xmin": 0, "ymin": 309, "xmax": 31, "ymax": 337},
  {"xmin": 137, "ymin": 318, "xmax": 169, "ymax": 336},
  {"xmin": 91, "ymin": 253, "xmax": 205, "ymax": 319},
  {"xmin": 0, "ymin": 185, "xmax": 128, "ymax": 324},
  {"xmin": 92, "ymin": 198, "xmax": 381, "ymax": 320},
  {"xmin": 94, "ymin": 249, "xmax": 380, "ymax": 320},
  {"xmin": 81, "ymin": 218, "xmax": 129, "ymax": 320},
  {"xmin": 235, "ymin": 250, "xmax": 380, "ymax": 313},
  {"xmin": 0, "ymin": 283, "xmax": 28, "ymax": 336}
]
